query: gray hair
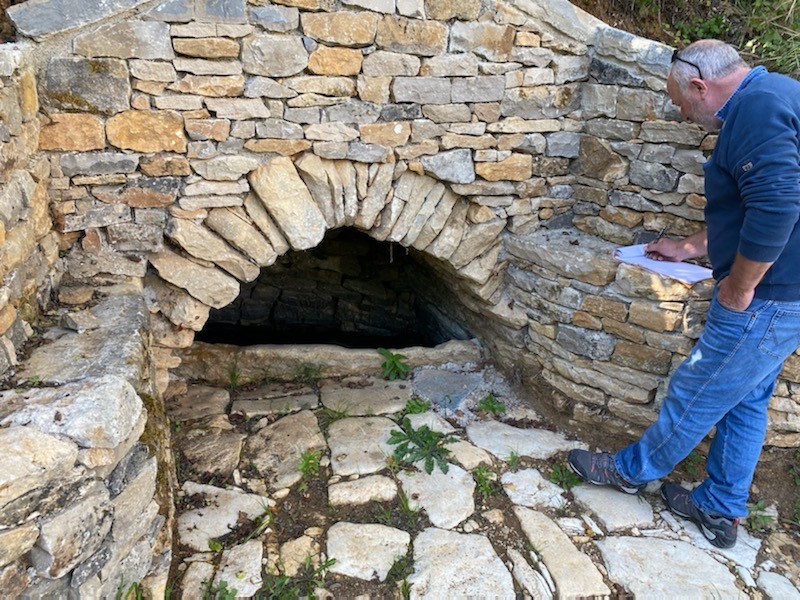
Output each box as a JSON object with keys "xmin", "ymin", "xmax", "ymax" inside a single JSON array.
[{"xmin": 670, "ymin": 39, "xmax": 748, "ymax": 85}]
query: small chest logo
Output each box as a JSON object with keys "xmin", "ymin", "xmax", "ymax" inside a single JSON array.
[{"xmin": 742, "ymin": 161, "xmax": 753, "ymax": 172}]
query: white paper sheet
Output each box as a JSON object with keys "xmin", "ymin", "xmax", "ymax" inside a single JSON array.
[{"xmin": 614, "ymin": 244, "xmax": 713, "ymax": 285}]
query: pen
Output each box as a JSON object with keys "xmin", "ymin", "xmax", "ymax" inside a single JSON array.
[{"xmin": 645, "ymin": 226, "xmax": 667, "ymax": 259}]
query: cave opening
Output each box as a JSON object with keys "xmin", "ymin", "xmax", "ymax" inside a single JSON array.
[{"xmin": 196, "ymin": 228, "xmax": 473, "ymax": 349}]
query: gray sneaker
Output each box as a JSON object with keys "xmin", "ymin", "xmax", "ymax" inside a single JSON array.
[
  {"xmin": 661, "ymin": 482, "xmax": 738, "ymax": 549},
  {"xmin": 567, "ymin": 449, "xmax": 645, "ymax": 494}
]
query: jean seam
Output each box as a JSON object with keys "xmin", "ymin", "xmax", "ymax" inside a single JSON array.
[{"xmin": 630, "ymin": 310, "xmax": 756, "ymax": 482}]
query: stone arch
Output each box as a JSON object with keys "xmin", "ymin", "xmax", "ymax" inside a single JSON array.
[{"xmin": 145, "ymin": 154, "xmax": 513, "ymax": 361}]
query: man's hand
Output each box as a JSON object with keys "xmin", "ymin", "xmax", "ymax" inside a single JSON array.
[
  {"xmin": 645, "ymin": 229, "xmax": 708, "ymax": 262},
  {"xmin": 717, "ymin": 276, "xmax": 755, "ymax": 311},
  {"xmin": 645, "ymin": 238, "xmax": 691, "ymax": 262}
]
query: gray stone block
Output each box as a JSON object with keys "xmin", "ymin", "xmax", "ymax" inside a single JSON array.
[
  {"xmin": 557, "ymin": 324, "xmax": 616, "ymax": 361},
  {"xmin": 198, "ymin": 0, "xmax": 246, "ymax": 22},
  {"xmin": 0, "ymin": 170, "xmax": 35, "ymax": 228},
  {"xmin": 324, "ymin": 101, "xmax": 381, "ymax": 124},
  {"xmin": 7, "ymin": 0, "xmax": 149, "ymax": 39},
  {"xmin": 421, "ymin": 149, "xmax": 475, "ymax": 184},
  {"xmin": 146, "ymin": 0, "xmax": 194, "ymax": 22},
  {"xmin": 629, "ymin": 160, "xmax": 679, "ymax": 192},
  {"xmin": 250, "ymin": 5, "xmax": 299, "ymax": 32},
  {"xmin": 74, "ymin": 21, "xmax": 174, "ymax": 59},
  {"xmin": 61, "ymin": 152, "xmax": 140, "ymax": 177},
  {"xmin": 393, "ymin": 77, "xmax": 451, "ymax": 105},
  {"xmin": 42, "ymin": 58, "xmax": 130, "ymax": 115},
  {"xmin": 451, "ymin": 76, "xmax": 505, "ymax": 103},
  {"xmin": 546, "ymin": 131, "xmax": 580, "ymax": 158}
]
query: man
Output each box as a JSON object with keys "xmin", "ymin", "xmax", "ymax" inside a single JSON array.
[{"xmin": 568, "ymin": 39, "xmax": 800, "ymax": 548}]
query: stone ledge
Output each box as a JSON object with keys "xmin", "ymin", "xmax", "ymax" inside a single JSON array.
[{"xmin": 7, "ymin": 0, "xmax": 153, "ymax": 40}]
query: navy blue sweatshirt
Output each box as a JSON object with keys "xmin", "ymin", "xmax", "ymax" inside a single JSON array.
[{"xmin": 703, "ymin": 67, "xmax": 800, "ymax": 300}]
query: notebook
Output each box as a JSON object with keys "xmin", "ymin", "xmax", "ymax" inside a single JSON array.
[{"xmin": 614, "ymin": 244, "xmax": 713, "ymax": 285}]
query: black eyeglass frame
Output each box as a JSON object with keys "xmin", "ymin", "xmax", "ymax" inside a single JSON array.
[{"xmin": 671, "ymin": 49, "xmax": 704, "ymax": 80}]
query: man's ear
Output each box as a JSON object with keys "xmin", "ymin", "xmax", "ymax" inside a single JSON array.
[{"xmin": 690, "ymin": 77, "xmax": 708, "ymax": 96}]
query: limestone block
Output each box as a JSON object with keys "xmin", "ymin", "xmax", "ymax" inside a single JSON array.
[
  {"xmin": 629, "ymin": 160, "xmax": 679, "ymax": 192},
  {"xmin": 42, "ymin": 57, "xmax": 130, "ymax": 115},
  {"xmin": 361, "ymin": 52, "xmax": 416, "ymax": 79},
  {"xmin": 205, "ymin": 207, "xmax": 277, "ymax": 266},
  {"xmin": 451, "ymin": 76, "xmax": 505, "ymax": 103},
  {"xmin": 74, "ymin": 21, "xmax": 173, "ymax": 59},
  {"xmin": 38, "ymin": 114, "xmax": 104, "ymax": 151},
  {"xmin": 106, "ymin": 110, "xmax": 186, "ymax": 153},
  {"xmin": 449, "ymin": 218, "xmax": 505, "ymax": 269},
  {"xmin": 476, "ymin": 154, "xmax": 532, "ymax": 182},
  {"xmin": 343, "ymin": 0, "xmax": 395, "ymax": 11},
  {"xmin": 301, "ymin": 12, "xmax": 379, "ymax": 46},
  {"xmin": 375, "ymin": 15, "xmax": 448, "ymax": 56},
  {"xmin": 140, "ymin": 155, "xmax": 191, "ymax": 177},
  {"xmin": 28, "ymin": 482, "xmax": 112, "ymax": 579},
  {"xmin": 251, "ymin": 5, "xmax": 299, "ymax": 31},
  {"xmin": 240, "ymin": 193, "xmax": 291, "ymax": 255},
  {"xmin": 420, "ymin": 52, "xmax": 478, "ymax": 77},
  {"xmin": 505, "ymin": 228, "xmax": 618, "ymax": 286},
  {"xmin": 501, "ymin": 85, "xmax": 581, "ymax": 120},
  {"xmin": 640, "ymin": 120, "xmax": 706, "ymax": 145},
  {"xmin": 2, "ymin": 376, "xmax": 143, "ymax": 449},
  {"xmin": 424, "ymin": 0, "xmax": 479, "ymax": 20},
  {"xmin": 245, "ymin": 77, "xmax": 297, "ymax": 99},
  {"xmin": 392, "ymin": 77, "xmax": 450, "ymax": 104},
  {"xmin": 7, "ymin": 0, "xmax": 149, "ymax": 39},
  {"xmin": 168, "ymin": 74, "xmax": 244, "ymax": 96},
  {"xmin": 174, "ymin": 58, "xmax": 242, "ymax": 75},
  {"xmin": 191, "ymin": 156, "xmax": 259, "ymax": 181},
  {"xmin": 408, "ymin": 529, "xmax": 514, "ymax": 597},
  {"xmin": 242, "ymin": 33, "xmax": 308, "ymax": 77},
  {"xmin": 144, "ymin": 272, "xmax": 211, "ymax": 331},
  {"xmin": 166, "ymin": 218, "xmax": 259, "ymax": 281},
  {"xmin": 328, "ymin": 522, "xmax": 410, "ymax": 581},
  {"xmin": 0, "ymin": 170, "xmax": 35, "ymax": 227},
  {"xmin": 0, "ymin": 522, "xmax": 39, "ymax": 568},
  {"xmin": 450, "ymin": 21, "xmax": 515, "ymax": 62},
  {"xmin": 514, "ymin": 508, "xmax": 610, "ymax": 598},
  {"xmin": 173, "ymin": 37, "xmax": 239, "ymax": 58},
  {"xmin": 0, "ymin": 427, "xmax": 77, "ymax": 509},
  {"xmin": 248, "ymin": 157, "xmax": 327, "ymax": 250},
  {"xmin": 420, "ymin": 149, "xmax": 474, "ymax": 184},
  {"xmin": 360, "ymin": 121, "xmax": 411, "ymax": 147},
  {"xmin": 615, "ymin": 263, "xmax": 694, "ymax": 301},
  {"xmin": 427, "ymin": 198, "xmax": 468, "ymax": 259},
  {"xmin": 286, "ymin": 75, "xmax": 356, "ymax": 97},
  {"xmin": 571, "ymin": 136, "xmax": 628, "ymax": 183},
  {"xmin": 93, "ymin": 178, "xmax": 180, "ymax": 208},
  {"xmin": 150, "ymin": 248, "xmax": 240, "ymax": 308},
  {"xmin": 206, "ymin": 98, "xmax": 270, "ymax": 119},
  {"xmin": 243, "ymin": 410, "xmax": 326, "ymax": 489},
  {"xmin": 244, "ymin": 139, "xmax": 311, "ymax": 155},
  {"xmin": 397, "ymin": 0, "xmax": 424, "ymax": 18},
  {"xmin": 308, "ymin": 45, "xmax": 363, "ymax": 76}
]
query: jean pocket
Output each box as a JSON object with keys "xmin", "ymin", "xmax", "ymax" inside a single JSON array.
[{"xmin": 758, "ymin": 309, "xmax": 800, "ymax": 359}]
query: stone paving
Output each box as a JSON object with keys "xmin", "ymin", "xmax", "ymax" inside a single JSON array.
[{"xmin": 166, "ymin": 360, "xmax": 800, "ymax": 599}]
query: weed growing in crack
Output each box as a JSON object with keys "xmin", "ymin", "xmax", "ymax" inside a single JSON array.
[
  {"xmin": 549, "ymin": 462, "xmax": 582, "ymax": 491},
  {"xmin": 295, "ymin": 363, "xmax": 322, "ymax": 386},
  {"xmin": 115, "ymin": 579, "xmax": 143, "ymax": 600},
  {"xmin": 228, "ymin": 359, "xmax": 241, "ymax": 391},
  {"xmin": 397, "ymin": 489, "xmax": 421, "ymax": 529},
  {"xmin": 202, "ymin": 578, "xmax": 237, "ymax": 600},
  {"xmin": 317, "ymin": 406, "xmax": 349, "ymax": 432},
  {"xmin": 298, "ymin": 449, "xmax": 323, "ymax": 491},
  {"xmin": 259, "ymin": 556, "xmax": 335, "ymax": 599},
  {"xmin": 385, "ymin": 553, "xmax": 413, "ymax": 598},
  {"xmin": 746, "ymin": 500, "xmax": 775, "ymax": 532},
  {"xmin": 506, "ymin": 451, "xmax": 522, "ymax": 470},
  {"xmin": 404, "ymin": 397, "xmax": 430, "ymax": 415},
  {"xmin": 475, "ymin": 393, "xmax": 505, "ymax": 415},
  {"xmin": 388, "ymin": 417, "xmax": 457, "ymax": 474},
  {"xmin": 378, "ymin": 348, "xmax": 411, "ymax": 381},
  {"xmin": 472, "ymin": 465, "xmax": 501, "ymax": 501}
]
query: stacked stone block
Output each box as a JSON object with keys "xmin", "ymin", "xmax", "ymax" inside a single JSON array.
[{"xmin": 0, "ymin": 45, "xmax": 58, "ymax": 377}]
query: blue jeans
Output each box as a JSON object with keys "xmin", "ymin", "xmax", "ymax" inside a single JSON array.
[{"xmin": 615, "ymin": 289, "xmax": 800, "ymax": 518}]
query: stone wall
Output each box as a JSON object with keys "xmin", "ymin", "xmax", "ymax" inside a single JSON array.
[
  {"xmin": 0, "ymin": 44, "xmax": 58, "ymax": 377},
  {"xmin": 4, "ymin": 0, "xmax": 799, "ymax": 438}
]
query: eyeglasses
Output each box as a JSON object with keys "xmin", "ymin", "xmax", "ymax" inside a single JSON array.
[{"xmin": 672, "ymin": 49, "xmax": 704, "ymax": 79}]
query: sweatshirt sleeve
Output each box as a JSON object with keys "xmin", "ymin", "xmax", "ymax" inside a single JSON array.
[{"xmin": 730, "ymin": 90, "xmax": 800, "ymax": 262}]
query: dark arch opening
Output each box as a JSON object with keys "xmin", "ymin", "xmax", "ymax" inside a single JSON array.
[{"xmin": 196, "ymin": 228, "xmax": 473, "ymax": 349}]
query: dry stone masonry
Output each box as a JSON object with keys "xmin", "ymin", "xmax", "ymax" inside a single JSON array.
[{"xmin": 1, "ymin": 0, "xmax": 800, "ymax": 595}]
